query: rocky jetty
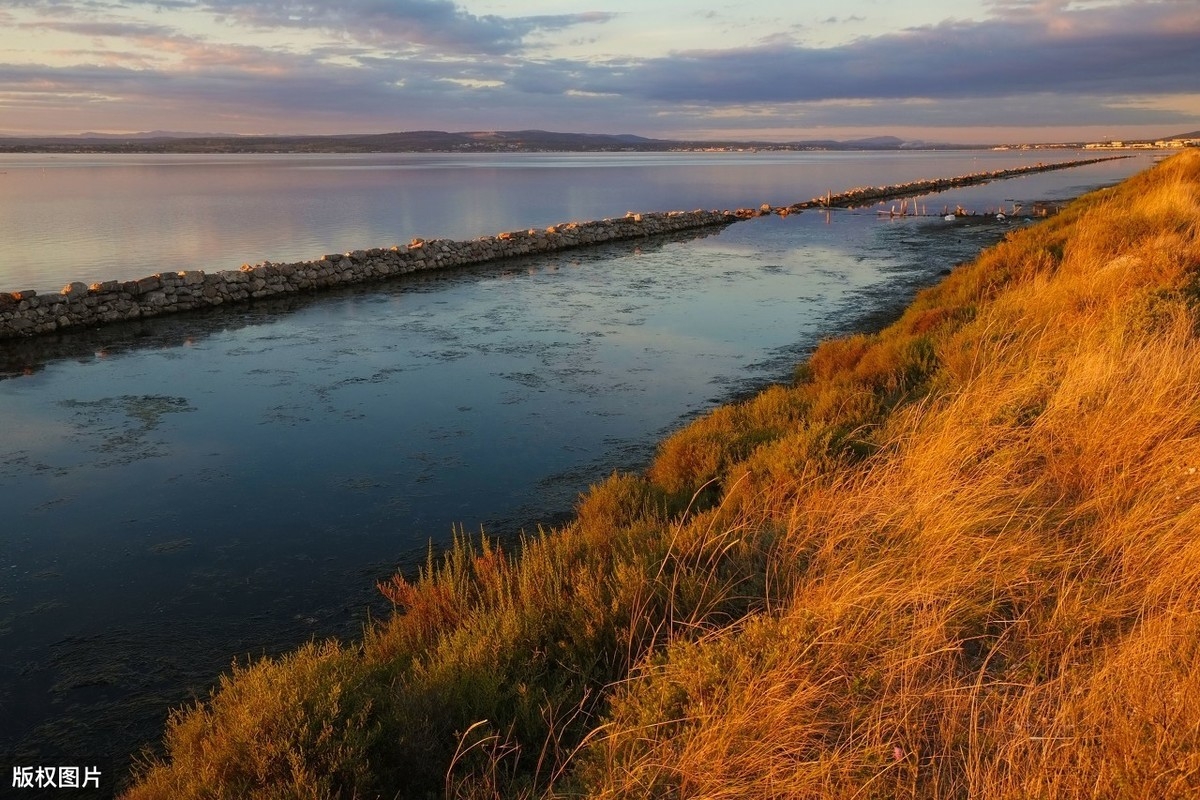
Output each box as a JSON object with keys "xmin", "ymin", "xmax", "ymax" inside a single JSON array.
[
  {"xmin": 0, "ymin": 210, "xmax": 733, "ymax": 339},
  {"xmin": 733, "ymin": 155, "xmax": 1125, "ymax": 217},
  {"xmin": 0, "ymin": 156, "xmax": 1125, "ymax": 340}
]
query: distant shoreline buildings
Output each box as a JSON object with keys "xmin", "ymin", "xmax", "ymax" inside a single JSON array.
[{"xmin": 1083, "ymin": 138, "xmax": 1200, "ymax": 150}]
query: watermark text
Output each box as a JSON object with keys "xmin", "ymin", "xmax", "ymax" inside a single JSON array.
[{"xmin": 12, "ymin": 766, "xmax": 102, "ymax": 790}]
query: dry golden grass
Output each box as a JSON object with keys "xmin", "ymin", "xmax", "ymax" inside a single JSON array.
[
  {"xmin": 570, "ymin": 151, "xmax": 1200, "ymax": 799},
  {"xmin": 124, "ymin": 151, "xmax": 1200, "ymax": 799}
]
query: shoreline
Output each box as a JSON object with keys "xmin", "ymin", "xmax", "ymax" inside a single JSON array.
[
  {"xmin": 0, "ymin": 156, "xmax": 1125, "ymax": 341},
  {"xmin": 0, "ymin": 187, "xmax": 973, "ymax": 795},
  {"xmin": 122, "ymin": 152, "xmax": 1200, "ymax": 799}
]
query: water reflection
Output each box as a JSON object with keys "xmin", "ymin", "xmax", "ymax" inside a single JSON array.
[
  {"xmin": 0, "ymin": 230, "xmax": 712, "ymax": 380},
  {"xmin": 0, "ymin": 161, "xmax": 1155, "ymax": 791},
  {"xmin": 0, "ymin": 150, "xmax": 1149, "ymax": 292},
  {"xmin": 0, "ymin": 211, "xmax": 912, "ymax": 778}
]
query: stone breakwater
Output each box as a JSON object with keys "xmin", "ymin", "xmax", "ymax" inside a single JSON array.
[
  {"xmin": 762, "ymin": 154, "xmax": 1127, "ymax": 216},
  {"xmin": 0, "ymin": 156, "xmax": 1126, "ymax": 341},
  {"xmin": 0, "ymin": 209, "xmax": 734, "ymax": 340}
]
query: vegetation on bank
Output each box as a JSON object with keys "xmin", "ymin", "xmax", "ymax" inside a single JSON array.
[{"xmin": 124, "ymin": 150, "xmax": 1200, "ymax": 799}]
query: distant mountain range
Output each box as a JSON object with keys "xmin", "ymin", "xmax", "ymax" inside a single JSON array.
[
  {"xmin": 0, "ymin": 128, "xmax": 976, "ymax": 153},
  {"xmin": 2, "ymin": 128, "xmax": 1193, "ymax": 153}
]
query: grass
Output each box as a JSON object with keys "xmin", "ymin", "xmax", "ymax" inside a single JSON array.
[{"xmin": 123, "ymin": 149, "xmax": 1200, "ymax": 799}]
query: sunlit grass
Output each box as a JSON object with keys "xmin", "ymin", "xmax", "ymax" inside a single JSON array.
[{"xmin": 124, "ymin": 150, "xmax": 1200, "ymax": 799}]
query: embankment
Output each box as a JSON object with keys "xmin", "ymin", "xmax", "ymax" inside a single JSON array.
[
  {"xmin": 122, "ymin": 151, "xmax": 1200, "ymax": 799},
  {"xmin": 0, "ymin": 156, "xmax": 1123, "ymax": 340}
]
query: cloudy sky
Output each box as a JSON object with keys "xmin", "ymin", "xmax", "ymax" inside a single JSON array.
[{"xmin": 2, "ymin": 0, "xmax": 1198, "ymax": 143}]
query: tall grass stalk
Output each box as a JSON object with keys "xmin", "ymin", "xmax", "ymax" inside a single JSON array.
[{"xmin": 125, "ymin": 151, "xmax": 1200, "ymax": 799}]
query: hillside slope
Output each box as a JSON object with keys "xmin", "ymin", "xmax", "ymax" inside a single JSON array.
[{"xmin": 125, "ymin": 150, "xmax": 1200, "ymax": 799}]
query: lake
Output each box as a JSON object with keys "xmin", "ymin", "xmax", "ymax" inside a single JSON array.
[{"xmin": 0, "ymin": 151, "xmax": 1154, "ymax": 794}]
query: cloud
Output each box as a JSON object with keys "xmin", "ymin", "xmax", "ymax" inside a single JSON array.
[
  {"xmin": 767, "ymin": 95, "xmax": 1196, "ymax": 130},
  {"xmin": 1, "ymin": 0, "xmax": 1197, "ymax": 139},
  {"xmin": 13, "ymin": 0, "xmax": 616, "ymax": 55},
  {"xmin": 176, "ymin": 0, "xmax": 615, "ymax": 55},
  {"xmin": 564, "ymin": 1, "xmax": 1199, "ymax": 104},
  {"xmin": 22, "ymin": 19, "xmax": 178, "ymax": 38}
]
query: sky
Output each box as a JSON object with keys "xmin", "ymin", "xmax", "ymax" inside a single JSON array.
[{"xmin": 1, "ymin": 0, "xmax": 1198, "ymax": 143}]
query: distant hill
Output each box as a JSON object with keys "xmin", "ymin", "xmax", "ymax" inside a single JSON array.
[
  {"xmin": 6, "ymin": 127, "xmax": 1194, "ymax": 153},
  {"xmin": 843, "ymin": 135, "xmax": 905, "ymax": 148},
  {"xmin": 78, "ymin": 130, "xmax": 242, "ymax": 139},
  {"xmin": 0, "ymin": 129, "xmax": 978, "ymax": 154}
]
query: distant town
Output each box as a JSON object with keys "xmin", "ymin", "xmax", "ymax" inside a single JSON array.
[{"xmin": 1079, "ymin": 137, "xmax": 1200, "ymax": 150}]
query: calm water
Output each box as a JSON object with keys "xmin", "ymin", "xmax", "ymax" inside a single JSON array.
[
  {"xmin": 0, "ymin": 152, "xmax": 1154, "ymax": 794},
  {"xmin": 0, "ymin": 150, "xmax": 1136, "ymax": 293}
]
